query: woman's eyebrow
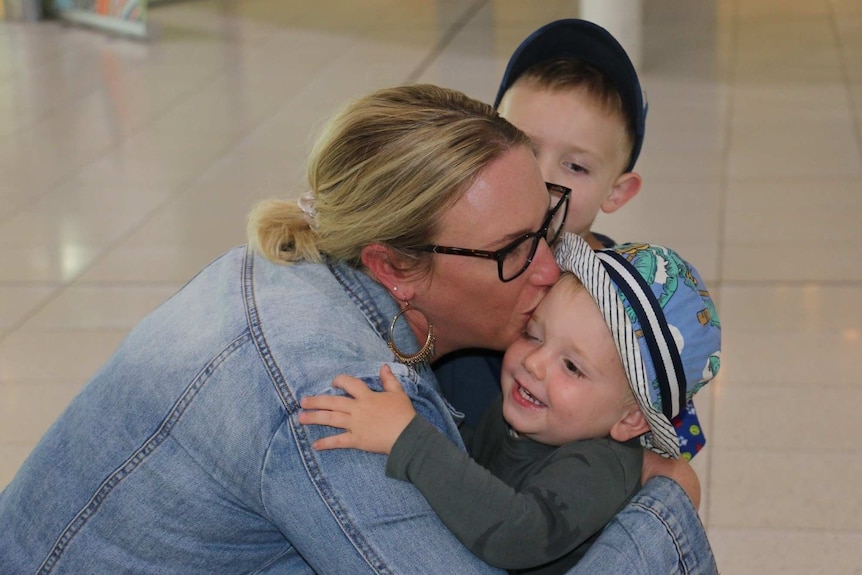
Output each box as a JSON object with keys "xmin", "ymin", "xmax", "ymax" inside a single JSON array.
[{"xmin": 492, "ymin": 203, "xmax": 550, "ymax": 246}]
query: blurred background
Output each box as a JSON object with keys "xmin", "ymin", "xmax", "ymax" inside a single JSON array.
[{"xmin": 1, "ymin": 1, "xmax": 860, "ymax": 573}]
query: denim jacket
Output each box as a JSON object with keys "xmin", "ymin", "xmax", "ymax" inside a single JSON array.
[{"xmin": 0, "ymin": 246, "xmax": 717, "ymax": 575}]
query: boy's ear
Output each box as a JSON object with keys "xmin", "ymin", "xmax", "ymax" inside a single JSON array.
[
  {"xmin": 361, "ymin": 244, "xmax": 415, "ymax": 301},
  {"xmin": 601, "ymin": 171, "xmax": 642, "ymax": 215},
  {"xmin": 609, "ymin": 404, "xmax": 651, "ymax": 443}
]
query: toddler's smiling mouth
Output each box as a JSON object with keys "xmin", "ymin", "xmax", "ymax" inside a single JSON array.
[{"xmin": 514, "ymin": 382, "xmax": 546, "ymax": 408}]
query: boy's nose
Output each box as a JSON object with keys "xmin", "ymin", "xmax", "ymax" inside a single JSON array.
[{"xmin": 523, "ymin": 347, "xmax": 546, "ymax": 382}]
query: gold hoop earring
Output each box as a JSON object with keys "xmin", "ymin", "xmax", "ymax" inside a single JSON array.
[{"xmin": 388, "ymin": 303, "xmax": 435, "ymax": 367}]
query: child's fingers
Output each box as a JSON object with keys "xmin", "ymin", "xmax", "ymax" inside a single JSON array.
[
  {"xmin": 297, "ymin": 408, "xmax": 351, "ymax": 430},
  {"xmin": 379, "ymin": 364, "xmax": 404, "ymax": 393},
  {"xmin": 300, "ymin": 394, "xmax": 353, "ymax": 412},
  {"xmin": 312, "ymin": 432, "xmax": 356, "ymax": 451},
  {"xmin": 331, "ymin": 374, "xmax": 372, "ymax": 397}
]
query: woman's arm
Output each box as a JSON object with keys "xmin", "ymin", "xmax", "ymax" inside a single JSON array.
[
  {"xmin": 567, "ymin": 476, "xmax": 719, "ymax": 575},
  {"xmin": 271, "ymin": 361, "xmax": 502, "ymax": 574}
]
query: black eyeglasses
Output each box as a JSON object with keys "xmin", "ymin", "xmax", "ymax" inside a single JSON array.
[{"xmin": 412, "ymin": 183, "xmax": 570, "ymax": 282}]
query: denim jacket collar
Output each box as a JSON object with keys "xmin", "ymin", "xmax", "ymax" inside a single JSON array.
[{"xmin": 327, "ymin": 261, "xmax": 432, "ymax": 374}]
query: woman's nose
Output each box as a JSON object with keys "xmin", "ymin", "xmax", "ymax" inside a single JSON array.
[{"xmin": 529, "ymin": 238, "xmax": 560, "ymax": 287}]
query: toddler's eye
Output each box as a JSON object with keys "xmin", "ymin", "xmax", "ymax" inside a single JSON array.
[
  {"xmin": 521, "ymin": 330, "xmax": 541, "ymax": 343},
  {"xmin": 564, "ymin": 359, "xmax": 584, "ymax": 378}
]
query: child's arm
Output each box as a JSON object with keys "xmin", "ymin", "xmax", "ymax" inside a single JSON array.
[
  {"xmin": 389, "ymin": 421, "xmax": 641, "ymax": 570},
  {"xmin": 300, "ymin": 366, "xmax": 641, "ymax": 571},
  {"xmin": 298, "ymin": 364, "xmax": 415, "ymax": 454}
]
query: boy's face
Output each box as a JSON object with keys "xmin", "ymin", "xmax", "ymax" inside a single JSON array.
[
  {"xmin": 498, "ymin": 83, "xmax": 631, "ymax": 238},
  {"xmin": 500, "ymin": 277, "xmax": 633, "ymax": 446}
]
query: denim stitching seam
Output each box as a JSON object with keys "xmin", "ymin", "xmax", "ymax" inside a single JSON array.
[
  {"xmin": 35, "ymin": 332, "xmax": 250, "ymax": 575},
  {"xmin": 631, "ymin": 499, "xmax": 688, "ymax": 575},
  {"xmin": 242, "ymin": 251, "xmax": 392, "ymax": 575}
]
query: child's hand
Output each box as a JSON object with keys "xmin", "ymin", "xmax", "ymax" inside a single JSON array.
[{"xmin": 298, "ymin": 365, "xmax": 416, "ymax": 454}]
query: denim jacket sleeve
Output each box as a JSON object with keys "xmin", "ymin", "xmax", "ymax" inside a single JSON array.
[{"xmin": 569, "ymin": 476, "xmax": 719, "ymax": 575}]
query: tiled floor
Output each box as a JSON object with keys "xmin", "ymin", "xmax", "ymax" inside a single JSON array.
[{"xmin": 1, "ymin": 1, "xmax": 860, "ymax": 572}]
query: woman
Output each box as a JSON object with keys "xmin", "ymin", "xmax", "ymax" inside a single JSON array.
[{"xmin": 0, "ymin": 85, "xmax": 714, "ymax": 574}]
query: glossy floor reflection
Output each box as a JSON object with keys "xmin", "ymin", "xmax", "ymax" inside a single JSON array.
[{"xmin": 1, "ymin": 1, "xmax": 861, "ymax": 573}]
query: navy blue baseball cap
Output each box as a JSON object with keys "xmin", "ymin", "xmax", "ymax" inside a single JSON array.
[{"xmin": 494, "ymin": 19, "xmax": 647, "ymax": 173}]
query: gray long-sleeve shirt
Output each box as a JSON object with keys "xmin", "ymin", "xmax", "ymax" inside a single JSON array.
[{"xmin": 386, "ymin": 397, "xmax": 642, "ymax": 574}]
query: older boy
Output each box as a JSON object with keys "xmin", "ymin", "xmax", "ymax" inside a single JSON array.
[
  {"xmin": 495, "ymin": 18, "xmax": 646, "ymax": 250},
  {"xmin": 437, "ymin": 19, "xmax": 673, "ymax": 444},
  {"xmin": 299, "ymin": 233, "xmax": 721, "ymax": 574}
]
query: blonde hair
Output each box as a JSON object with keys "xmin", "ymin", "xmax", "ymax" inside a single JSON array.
[{"xmin": 248, "ymin": 84, "xmax": 531, "ymax": 271}]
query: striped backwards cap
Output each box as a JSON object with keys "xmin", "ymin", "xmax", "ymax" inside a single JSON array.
[{"xmin": 555, "ymin": 233, "xmax": 721, "ymax": 458}]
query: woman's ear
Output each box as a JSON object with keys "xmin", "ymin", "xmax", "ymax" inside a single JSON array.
[
  {"xmin": 609, "ymin": 404, "xmax": 650, "ymax": 443},
  {"xmin": 361, "ymin": 244, "xmax": 415, "ymax": 301}
]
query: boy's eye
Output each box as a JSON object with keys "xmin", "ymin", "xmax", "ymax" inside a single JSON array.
[
  {"xmin": 522, "ymin": 330, "xmax": 540, "ymax": 342},
  {"xmin": 564, "ymin": 359, "xmax": 584, "ymax": 378},
  {"xmin": 563, "ymin": 161, "xmax": 588, "ymax": 174}
]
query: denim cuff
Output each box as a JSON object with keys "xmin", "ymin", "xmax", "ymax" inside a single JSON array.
[{"xmin": 569, "ymin": 476, "xmax": 719, "ymax": 575}]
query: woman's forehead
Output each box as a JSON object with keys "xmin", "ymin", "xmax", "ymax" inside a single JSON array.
[{"xmin": 436, "ymin": 147, "xmax": 548, "ymax": 248}]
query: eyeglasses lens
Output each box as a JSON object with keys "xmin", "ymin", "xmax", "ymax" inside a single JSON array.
[{"xmin": 499, "ymin": 188, "xmax": 568, "ymax": 282}]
